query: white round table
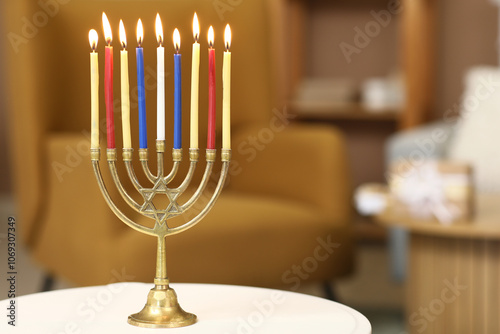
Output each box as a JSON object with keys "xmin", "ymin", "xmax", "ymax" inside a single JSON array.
[{"xmin": 0, "ymin": 283, "xmax": 371, "ymax": 333}]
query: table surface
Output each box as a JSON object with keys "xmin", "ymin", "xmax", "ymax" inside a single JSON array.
[
  {"xmin": 376, "ymin": 194, "xmax": 500, "ymax": 239},
  {"xmin": 0, "ymin": 283, "xmax": 371, "ymax": 334}
]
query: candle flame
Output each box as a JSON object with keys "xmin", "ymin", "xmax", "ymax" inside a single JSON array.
[
  {"xmin": 155, "ymin": 13, "xmax": 163, "ymax": 46},
  {"xmin": 224, "ymin": 24, "xmax": 231, "ymax": 51},
  {"xmin": 89, "ymin": 29, "xmax": 98, "ymax": 51},
  {"xmin": 208, "ymin": 26, "xmax": 214, "ymax": 49},
  {"xmin": 137, "ymin": 18, "xmax": 144, "ymax": 47},
  {"xmin": 119, "ymin": 20, "xmax": 127, "ymax": 49},
  {"xmin": 193, "ymin": 12, "xmax": 199, "ymax": 42},
  {"xmin": 173, "ymin": 28, "xmax": 180, "ymax": 53},
  {"xmin": 102, "ymin": 12, "xmax": 112, "ymax": 45}
]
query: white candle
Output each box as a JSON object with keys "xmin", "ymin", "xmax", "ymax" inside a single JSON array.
[
  {"xmin": 190, "ymin": 13, "xmax": 200, "ymax": 149},
  {"xmin": 156, "ymin": 13, "xmax": 165, "ymax": 141},
  {"xmin": 222, "ymin": 24, "xmax": 231, "ymax": 150},
  {"xmin": 119, "ymin": 20, "xmax": 132, "ymax": 149},
  {"xmin": 89, "ymin": 29, "xmax": 99, "ymax": 149}
]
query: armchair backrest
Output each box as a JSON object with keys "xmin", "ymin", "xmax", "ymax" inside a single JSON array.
[{"xmin": 4, "ymin": 0, "xmax": 283, "ymax": 245}]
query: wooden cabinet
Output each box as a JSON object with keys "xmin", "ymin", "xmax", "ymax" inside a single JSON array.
[
  {"xmin": 275, "ymin": 0, "xmax": 437, "ymax": 240},
  {"xmin": 279, "ymin": 0, "xmax": 436, "ymax": 129}
]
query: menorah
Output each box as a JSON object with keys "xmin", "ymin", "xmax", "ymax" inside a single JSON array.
[{"xmin": 90, "ymin": 143, "xmax": 231, "ymax": 328}]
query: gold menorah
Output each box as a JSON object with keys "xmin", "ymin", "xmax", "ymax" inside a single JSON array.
[{"xmin": 90, "ymin": 142, "xmax": 230, "ymax": 328}]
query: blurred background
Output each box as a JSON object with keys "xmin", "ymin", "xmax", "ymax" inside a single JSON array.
[{"xmin": 1, "ymin": 0, "xmax": 500, "ymax": 333}]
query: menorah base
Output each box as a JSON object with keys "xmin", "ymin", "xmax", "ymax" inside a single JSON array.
[{"xmin": 127, "ymin": 285, "xmax": 197, "ymax": 328}]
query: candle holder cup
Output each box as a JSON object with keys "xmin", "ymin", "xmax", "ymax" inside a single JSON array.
[{"xmin": 90, "ymin": 141, "xmax": 230, "ymax": 328}]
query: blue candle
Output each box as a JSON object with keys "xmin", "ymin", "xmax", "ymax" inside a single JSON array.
[
  {"xmin": 173, "ymin": 28, "xmax": 182, "ymax": 149},
  {"xmin": 137, "ymin": 19, "xmax": 147, "ymax": 149}
]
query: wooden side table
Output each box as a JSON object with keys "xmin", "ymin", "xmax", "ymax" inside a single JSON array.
[{"xmin": 376, "ymin": 195, "xmax": 500, "ymax": 334}]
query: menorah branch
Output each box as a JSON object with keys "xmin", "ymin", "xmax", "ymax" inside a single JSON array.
[
  {"xmin": 107, "ymin": 149, "xmax": 147, "ymax": 215},
  {"xmin": 165, "ymin": 150, "xmax": 181, "ymax": 184},
  {"xmin": 175, "ymin": 149, "xmax": 199, "ymax": 193},
  {"xmin": 168, "ymin": 149, "xmax": 231, "ymax": 236},
  {"xmin": 139, "ymin": 149, "xmax": 157, "ymax": 184},
  {"xmin": 124, "ymin": 156, "xmax": 143, "ymax": 192},
  {"xmin": 90, "ymin": 148, "xmax": 156, "ymax": 237}
]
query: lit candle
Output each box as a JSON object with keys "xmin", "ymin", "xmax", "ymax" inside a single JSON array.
[
  {"xmin": 136, "ymin": 19, "xmax": 147, "ymax": 149},
  {"xmin": 190, "ymin": 13, "xmax": 200, "ymax": 149},
  {"xmin": 119, "ymin": 20, "xmax": 131, "ymax": 149},
  {"xmin": 222, "ymin": 24, "xmax": 231, "ymax": 150},
  {"xmin": 207, "ymin": 26, "xmax": 216, "ymax": 150},
  {"xmin": 102, "ymin": 12, "xmax": 115, "ymax": 149},
  {"xmin": 173, "ymin": 28, "xmax": 182, "ymax": 149},
  {"xmin": 156, "ymin": 14, "xmax": 165, "ymax": 141},
  {"xmin": 89, "ymin": 29, "xmax": 99, "ymax": 149}
]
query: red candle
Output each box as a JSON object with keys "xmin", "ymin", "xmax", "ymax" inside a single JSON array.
[
  {"xmin": 207, "ymin": 26, "xmax": 216, "ymax": 149},
  {"xmin": 103, "ymin": 13, "xmax": 115, "ymax": 148}
]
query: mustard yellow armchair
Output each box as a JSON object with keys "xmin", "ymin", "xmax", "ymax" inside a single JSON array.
[{"xmin": 4, "ymin": 0, "xmax": 353, "ymax": 289}]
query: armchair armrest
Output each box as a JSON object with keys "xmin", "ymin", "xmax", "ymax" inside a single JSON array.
[{"xmin": 230, "ymin": 123, "xmax": 351, "ymax": 224}]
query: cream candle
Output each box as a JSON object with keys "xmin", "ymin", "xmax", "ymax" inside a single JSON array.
[
  {"xmin": 190, "ymin": 13, "xmax": 200, "ymax": 149},
  {"xmin": 222, "ymin": 24, "xmax": 231, "ymax": 149},
  {"xmin": 119, "ymin": 20, "xmax": 132, "ymax": 149},
  {"xmin": 156, "ymin": 14, "xmax": 165, "ymax": 141},
  {"xmin": 89, "ymin": 29, "xmax": 99, "ymax": 149}
]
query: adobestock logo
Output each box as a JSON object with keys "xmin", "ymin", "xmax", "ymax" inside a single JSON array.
[
  {"xmin": 223, "ymin": 291, "xmax": 286, "ymax": 334},
  {"xmin": 281, "ymin": 235, "xmax": 340, "ymax": 291},
  {"xmin": 213, "ymin": 0, "xmax": 244, "ymax": 21},
  {"xmin": 408, "ymin": 277, "xmax": 467, "ymax": 333}
]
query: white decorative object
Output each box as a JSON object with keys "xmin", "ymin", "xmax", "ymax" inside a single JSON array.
[
  {"xmin": 354, "ymin": 183, "xmax": 389, "ymax": 216},
  {"xmin": 391, "ymin": 162, "xmax": 460, "ymax": 224},
  {"xmin": 361, "ymin": 73, "xmax": 404, "ymax": 112},
  {"xmin": 448, "ymin": 67, "xmax": 500, "ymax": 193},
  {"xmin": 389, "ymin": 161, "xmax": 473, "ymax": 224}
]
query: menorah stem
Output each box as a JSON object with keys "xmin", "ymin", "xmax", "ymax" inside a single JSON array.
[
  {"xmin": 156, "ymin": 140, "xmax": 165, "ymax": 178},
  {"xmin": 154, "ymin": 234, "xmax": 168, "ymax": 286},
  {"xmin": 129, "ymin": 231, "xmax": 196, "ymax": 328}
]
